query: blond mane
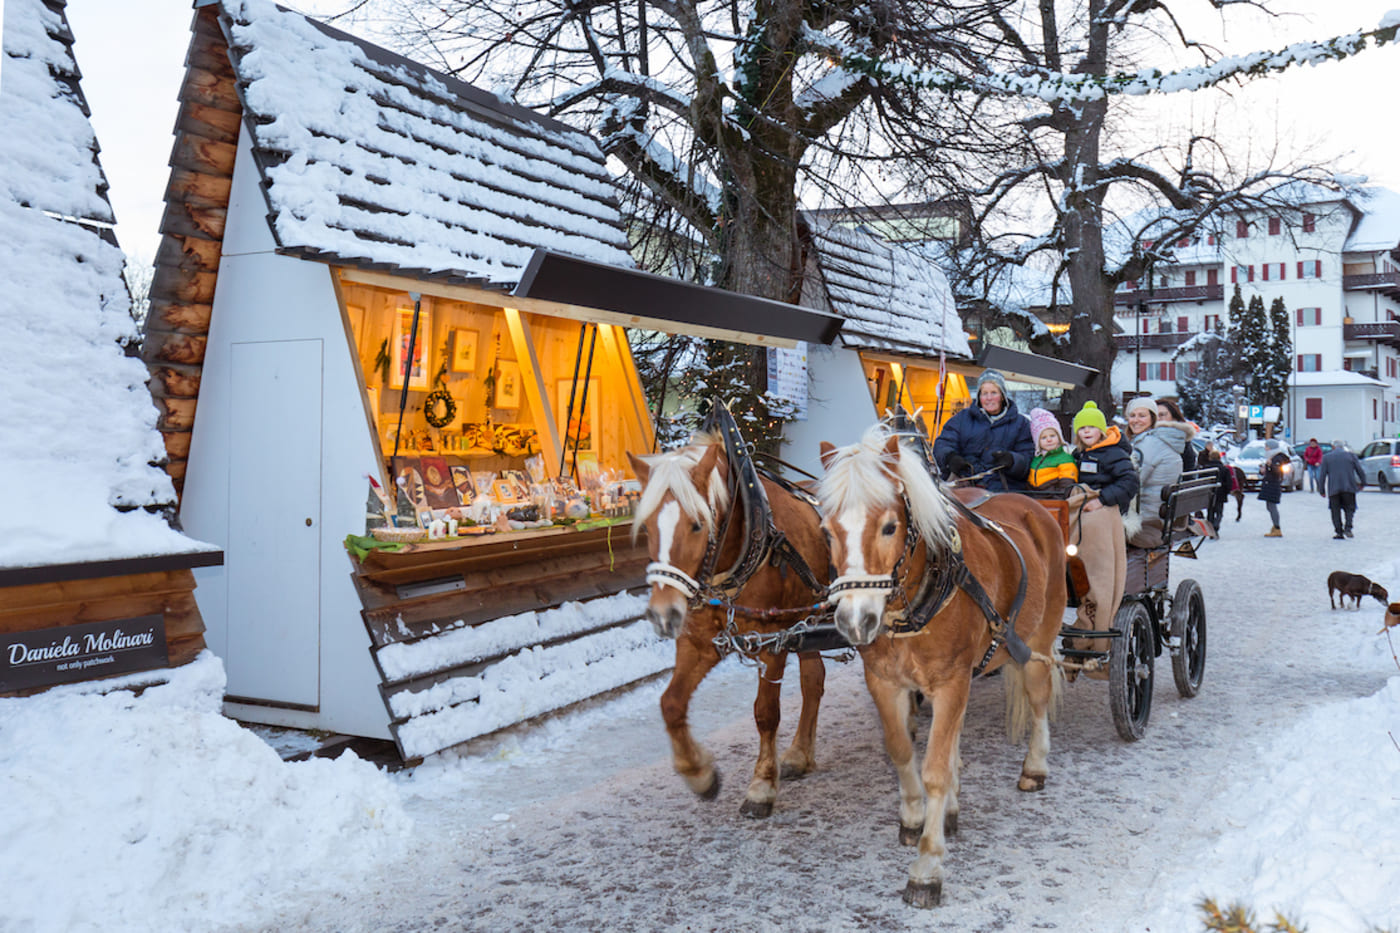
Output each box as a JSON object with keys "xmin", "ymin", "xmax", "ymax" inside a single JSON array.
[
  {"xmin": 818, "ymin": 423, "xmax": 959, "ymax": 551},
  {"xmin": 631, "ymin": 432, "xmax": 731, "ymax": 540}
]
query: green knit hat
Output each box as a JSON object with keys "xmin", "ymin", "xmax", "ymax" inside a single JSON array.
[{"xmin": 1072, "ymin": 401, "xmax": 1107, "ymax": 434}]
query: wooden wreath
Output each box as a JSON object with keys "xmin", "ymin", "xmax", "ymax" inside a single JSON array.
[{"xmin": 423, "ymin": 386, "xmax": 457, "ymax": 428}]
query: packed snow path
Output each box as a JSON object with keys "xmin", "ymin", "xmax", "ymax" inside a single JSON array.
[{"xmin": 255, "ymin": 488, "xmax": 1400, "ymax": 932}]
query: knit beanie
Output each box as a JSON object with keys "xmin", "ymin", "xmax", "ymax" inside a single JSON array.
[
  {"xmin": 1072, "ymin": 401, "xmax": 1107, "ymax": 434},
  {"xmin": 1124, "ymin": 396, "xmax": 1157, "ymax": 422},
  {"xmin": 1028, "ymin": 408, "xmax": 1061, "ymax": 446},
  {"xmin": 976, "ymin": 369, "xmax": 1008, "ymax": 401}
]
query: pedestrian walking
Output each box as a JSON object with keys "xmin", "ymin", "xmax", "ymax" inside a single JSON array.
[
  {"xmin": 1317, "ymin": 440, "xmax": 1364, "ymax": 539},
  {"xmin": 1302, "ymin": 438, "xmax": 1324, "ymax": 492},
  {"xmin": 1204, "ymin": 449, "xmax": 1232, "ymax": 535},
  {"xmin": 1256, "ymin": 440, "xmax": 1290, "ymax": 537}
]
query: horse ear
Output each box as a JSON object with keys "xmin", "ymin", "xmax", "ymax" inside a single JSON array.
[
  {"xmin": 879, "ymin": 435, "xmax": 903, "ymax": 481},
  {"xmin": 691, "ymin": 443, "xmax": 722, "ymax": 494},
  {"xmin": 819, "ymin": 441, "xmax": 839, "ymax": 470},
  {"xmin": 626, "ymin": 451, "xmax": 650, "ymax": 484}
]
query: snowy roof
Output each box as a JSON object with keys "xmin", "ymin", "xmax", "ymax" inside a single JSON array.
[
  {"xmin": 804, "ymin": 215, "xmax": 970, "ymax": 358},
  {"xmin": 216, "ymin": 0, "xmax": 634, "ymax": 286},
  {"xmin": 1344, "ymin": 188, "xmax": 1400, "ymax": 253},
  {"xmin": 0, "ymin": 0, "xmax": 213, "ymax": 569},
  {"xmin": 1289, "ymin": 370, "xmax": 1387, "ymax": 388}
]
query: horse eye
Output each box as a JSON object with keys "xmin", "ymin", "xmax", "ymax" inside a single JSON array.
[
  {"xmin": 691, "ymin": 521, "xmax": 702, "ymax": 533},
  {"xmin": 882, "ymin": 521, "xmax": 898, "ymax": 536}
]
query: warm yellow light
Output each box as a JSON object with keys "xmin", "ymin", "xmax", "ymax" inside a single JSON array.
[{"xmin": 1046, "ymin": 323, "xmax": 1070, "ymax": 334}]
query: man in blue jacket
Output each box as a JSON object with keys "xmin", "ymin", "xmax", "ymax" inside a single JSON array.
[
  {"xmin": 1318, "ymin": 440, "xmax": 1365, "ymax": 539},
  {"xmin": 933, "ymin": 369, "xmax": 1035, "ymax": 492}
]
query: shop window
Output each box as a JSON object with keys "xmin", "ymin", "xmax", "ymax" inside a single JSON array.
[{"xmin": 1305, "ymin": 397, "xmax": 1322, "ymax": 419}]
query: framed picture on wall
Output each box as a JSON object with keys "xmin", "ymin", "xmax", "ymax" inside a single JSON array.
[
  {"xmin": 449, "ymin": 328, "xmax": 478, "ymax": 373},
  {"xmin": 556, "ymin": 379, "xmax": 600, "ymax": 453},
  {"xmin": 390, "ymin": 306, "xmax": 431, "ymax": 391},
  {"xmin": 493, "ymin": 359, "xmax": 522, "ymax": 409}
]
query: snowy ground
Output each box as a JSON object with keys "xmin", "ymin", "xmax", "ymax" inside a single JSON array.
[{"xmin": 3, "ymin": 488, "xmax": 1399, "ymax": 932}]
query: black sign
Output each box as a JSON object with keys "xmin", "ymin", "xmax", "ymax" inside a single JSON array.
[{"xmin": 0, "ymin": 615, "xmax": 169, "ymax": 692}]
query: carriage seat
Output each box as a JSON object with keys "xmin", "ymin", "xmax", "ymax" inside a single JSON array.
[{"xmin": 1161, "ymin": 469, "xmax": 1219, "ymax": 543}]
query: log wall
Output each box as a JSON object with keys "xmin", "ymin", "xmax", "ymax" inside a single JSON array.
[{"xmin": 143, "ymin": 7, "xmax": 242, "ymax": 499}]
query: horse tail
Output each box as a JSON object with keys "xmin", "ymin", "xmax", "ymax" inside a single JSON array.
[{"xmin": 1002, "ymin": 650, "xmax": 1064, "ymax": 742}]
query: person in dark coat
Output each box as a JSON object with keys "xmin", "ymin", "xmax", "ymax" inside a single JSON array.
[
  {"xmin": 1070, "ymin": 402, "xmax": 1139, "ymax": 514},
  {"xmin": 1257, "ymin": 439, "xmax": 1290, "ymax": 537},
  {"xmin": 1318, "ymin": 440, "xmax": 1365, "ymax": 539},
  {"xmin": 1204, "ymin": 449, "xmax": 1233, "ymax": 534},
  {"xmin": 933, "ymin": 369, "xmax": 1035, "ymax": 492}
]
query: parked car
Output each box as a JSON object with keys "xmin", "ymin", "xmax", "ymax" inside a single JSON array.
[
  {"xmin": 1357, "ymin": 439, "xmax": 1400, "ymax": 492},
  {"xmin": 1228, "ymin": 439, "xmax": 1304, "ymax": 491}
]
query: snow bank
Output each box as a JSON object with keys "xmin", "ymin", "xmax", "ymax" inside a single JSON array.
[{"xmin": 0, "ymin": 652, "xmax": 413, "ymax": 933}]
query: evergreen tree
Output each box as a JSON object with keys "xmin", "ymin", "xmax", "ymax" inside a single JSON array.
[
  {"xmin": 1261, "ymin": 296, "xmax": 1294, "ymax": 409},
  {"xmin": 1176, "ymin": 309, "xmax": 1239, "ymax": 427},
  {"xmin": 1236, "ymin": 292, "xmax": 1271, "ymax": 399}
]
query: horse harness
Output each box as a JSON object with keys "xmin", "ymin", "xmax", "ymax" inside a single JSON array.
[
  {"xmin": 824, "ymin": 433, "xmax": 1034, "ymax": 677},
  {"xmin": 644, "ymin": 402, "xmax": 826, "ymax": 610}
]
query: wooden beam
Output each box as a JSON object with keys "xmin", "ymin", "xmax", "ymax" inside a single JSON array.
[
  {"xmin": 174, "ymin": 101, "xmax": 242, "ymax": 146},
  {"xmin": 162, "ymin": 430, "xmax": 192, "ymax": 462},
  {"xmin": 151, "ymin": 267, "xmax": 217, "ymax": 305},
  {"xmin": 144, "ymin": 331, "xmax": 208, "ymax": 367},
  {"xmin": 148, "ymin": 364, "xmax": 202, "ymax": 399},
  {"xmin": 156, "ymin": 233, "xmax": 222, "ymax": 273},
  {"xmin": 147, "ymin": 298, "xmax": 214, "ymax": 334},
  {"xmin": 502, "ymin": 307, "xmax": 562, "ymax": 474},
  {"xmin": 338, "ymin": 268, "xmax": 804, "ymax": 349},
  {"xmin": 178, "ymin": 66, "xmax": 242, "ymax": 112},
  {"xmin": 153, "ymin": 396, "xmax": 197, "ymax": 432},
  {"xmin": 168, "ymin": 133, "xmax": 237, "ymax": 178},
  {"xmin": 159, "ymin": 200, "xmax": 227, "ymax": 241},
  {"xmin": 163, "ymin": 166, "xmax": 234, "ymax": 211}
]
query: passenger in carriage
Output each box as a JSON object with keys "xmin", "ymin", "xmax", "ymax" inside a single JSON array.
[
  {"xmin": 1065, "ymin": 401, "xmax": 1139, "ymax": 652},
  {"xmin": 933, "ymin": 369, "xmax": 1035, "ymax": 492},
  {"xmin": 1026, "ymin": 407, "xmax": 1078, "ymax": 496},
  {"xmin": 1124, "ymin": 396, "xmax": 1190, "ymax": 548},
  {"xmin": 1154, "ymin": 398, "xmax": 1198, "ymax": 473}
]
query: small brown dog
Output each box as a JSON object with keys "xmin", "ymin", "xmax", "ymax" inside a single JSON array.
[
  {"xmin": 1328, "ymin": 571, "xmax": 1389, "ymax": 610},
  {"xmin": 1382, "ymin": 603, "xmax": 1400, "ymax": 633}
]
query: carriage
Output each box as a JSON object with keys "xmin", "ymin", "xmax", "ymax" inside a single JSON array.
[{"xmin": 1040, "ymin": 468, "xmax": 1215, "ymax": 740}]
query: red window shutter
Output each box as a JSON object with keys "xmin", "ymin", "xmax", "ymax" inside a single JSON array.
[
  {"xmin": 1127, "ymin": 279, "xmax": 1137, "ymax": 289},
  {"xmin": 1140, "ymin": 363, "xmax": 1148, "ymax": 381},
  {"xmin": 1231, "ymin": 267, "xmax": 1238, "ymax": 284},
  {"xmin": 1248, "ymin": 265, "xmax": 1255, "ymax": 282},
  {"xmin": 1296, "ymin": 308, "xmax": 1303, "ymax": 326},
  {"xmin": 1177, "ymin": 237, "xmax": 1190, "ymax": 248},
  {"xmin": 1207, "ymin": 234, "xmax": 1217, "ymax": 245},
  {"xmin": 1306, "ymin": 397, "xmax": 1322, "ymax": 419},
  {"xmin": 1168, "ymin": 361, "xmax": 1176, "ymax": 381},
  {"xmin": 1314, "ymin": 260, "xmax": 1322, "ymax": 278},
  {"xmin": 1236, "ymin": 220, "xmax": 1248, "ymax": 238},
  {"xmin": 1177, "ymin": 316, "xmax": 1188, "ymax": 332},
  {"xmin": 1269, "ymin": 217, "xmax": 1281, "ymax": 235},
  {"xmin": 1262, "ymin": 264, "xmax": 1270, "ymax": 281},
  {"xmin": 1296, "ymin": 355, "xmax": 1304, "ymax": 371},
  {"xmin": 1279, "ymin": 262, "xmax": 1286, "ymax": 280},
  {"xmin": 1303, "ymin": 213, "xmax": 1315, "ymax": 233},
  {"xmin": 1185, "ymin": 270, "xmax": 1196, "ymax": 286}
]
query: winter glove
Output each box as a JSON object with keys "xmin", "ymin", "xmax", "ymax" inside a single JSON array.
[
  {"xmin": 943, "ymin": 453, "xmax": 971, "ymax": 477},
  {"xmin": 989, "ymin": 449, "xmax": 1016, "ymax": 471}
]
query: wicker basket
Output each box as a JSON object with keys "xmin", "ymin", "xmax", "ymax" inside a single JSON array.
[{"xmin": 371, "ymin": 526, "xmax": 426, "ymax": 543}]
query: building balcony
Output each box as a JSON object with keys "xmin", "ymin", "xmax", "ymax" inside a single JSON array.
[
  {"xmin": 1342, "ymin": 271, "xmax": 1400, "ymax": 299},
  {"xmin": 1115, "ymin": 332, "xmax": 1195, "ymax": 351},
  {"xmin": 1114, "ymin": 284, "xmax": 1223, "ymax": 306},
  {"xmin": 1343, "ymin": 319, "xmax": 1400, "ymax": 349}
]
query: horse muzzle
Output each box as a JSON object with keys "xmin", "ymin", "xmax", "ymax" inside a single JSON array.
[
  {"xmin": 832, "ymin": 596, "xmax": 885, "ymax": 646},
  {"xmin": 645, "ymin": 600, "xmax": 687, "ymax": 639}
]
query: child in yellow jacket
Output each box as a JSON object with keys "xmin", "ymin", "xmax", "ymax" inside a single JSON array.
[{"xmin": 1027, "ymin": 407, "xmax": 1078, "ymax": 495}]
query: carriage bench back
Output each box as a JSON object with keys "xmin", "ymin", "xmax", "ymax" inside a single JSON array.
[{"xmin": 1162, "ymin": 468, "xmax": 1219, "ymax": 537}]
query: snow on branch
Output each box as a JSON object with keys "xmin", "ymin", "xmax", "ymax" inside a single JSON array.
[{"xmin": 812, "ymin": 17, "xmax": 1400, "ymax": 101}]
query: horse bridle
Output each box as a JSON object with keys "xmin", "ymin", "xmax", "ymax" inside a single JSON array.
[{"xmin": 825, "ymin": 442, "xmax": 1033, "ymax": 675}]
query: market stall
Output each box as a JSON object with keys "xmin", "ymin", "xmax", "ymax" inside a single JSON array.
[{"xmin": 143, "ymin": 0, "xmax": 839, "ymax": 758}]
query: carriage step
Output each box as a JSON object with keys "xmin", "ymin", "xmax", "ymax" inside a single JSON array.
[{"xmin": 1059, "ymin": 626, "xmax": 1122, "ymax": 640}]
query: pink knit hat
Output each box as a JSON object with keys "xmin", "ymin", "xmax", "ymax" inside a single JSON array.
[{"xmin": 1028, "ymin": 408, "xmax": 1062, "ymax": 446}]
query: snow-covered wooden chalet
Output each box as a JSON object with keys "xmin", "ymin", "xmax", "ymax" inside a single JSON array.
[
  {"xmin": 782, "ymin": 215, "xmax": 1096, "ymax": 475},
  {"xmin": 0, "ymin": 0, "xmax": 222, "ymax": 696},
  {"xmin": 144, "ymin": 0, "xmax": 841, "ymax": 758}
]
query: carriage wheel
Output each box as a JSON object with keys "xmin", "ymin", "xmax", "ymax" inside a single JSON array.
[
  {"xmin": 1170, "ymin": 579, "xmax": 1207, "ymax": 698},
  {"xmin": 1109, "ymin": 600, "xmax": 1154, "ymax": 742}
]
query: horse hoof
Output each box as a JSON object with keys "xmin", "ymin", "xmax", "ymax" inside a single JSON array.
[
  {"xmin": 698, "ymin": 769, "xmax": 722, "ymax": 801},
  {"xmin": 902, "ymin": 880, "xmax": 942, "ymax": 909},
  {"xmin": 739, "ymin": 798, "xmax": 773, "ymax": 819},
  {"xmin": 779, "ymin": 761, "xmax": 810, "ymax": 781},
  {"xmin": 898, "ymin": 822, "xmax": 924, "ymax": 846},
  {"xmin": 944, "ymin": 811, "xmax": 958, "ymax": 836},
  {"xmin": 1018, "ymin": 772, "xmax": 1046, "ymax": 792}
]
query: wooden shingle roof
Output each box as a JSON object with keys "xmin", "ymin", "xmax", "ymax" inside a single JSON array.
[
  {"xmin": 804, "ymin": 215, "xmax": 970, "ymax": 359},
  {"xmin": 217, "ymin": 0, "xmax": 634, "ymax": 286}
]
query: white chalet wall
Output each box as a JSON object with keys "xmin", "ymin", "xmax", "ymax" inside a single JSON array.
[{"xmin": 781, "ymin": 343, "xmax": 879, "ymax": 477}]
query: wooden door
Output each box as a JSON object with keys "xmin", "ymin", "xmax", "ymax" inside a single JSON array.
[{"xmin": 226, "ymin": 339, "xmax": 322, "ymax": 708}]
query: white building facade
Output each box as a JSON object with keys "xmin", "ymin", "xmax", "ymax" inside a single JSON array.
[{"xmin": 1112, "ymin": 189, "xmax": 1400, "ymax": 447}]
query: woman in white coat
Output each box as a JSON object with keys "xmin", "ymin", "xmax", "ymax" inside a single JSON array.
[{"xmin": 1123, "ymin": 396, "xmax": 1192, "ymax": 548}]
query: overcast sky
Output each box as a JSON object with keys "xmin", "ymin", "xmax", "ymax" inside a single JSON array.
[{"xmin": 57, "ymin": 0, "xmax": 1400, "ymax": 264}]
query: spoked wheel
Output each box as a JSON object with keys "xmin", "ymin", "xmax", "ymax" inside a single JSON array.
[
  {"xmin": 1170, "ymin": 579, "xmax": 1207, "ymax": 698},
  {"xmin": 1109, "ymin": 600, "xmax": 1154, "ymax": 742}
]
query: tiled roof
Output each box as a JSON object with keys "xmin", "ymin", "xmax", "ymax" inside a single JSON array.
[
  {"xmin": 216, "ymin": 0, "xmax": 634, "ymax": 286},
  {"xmin": 805, "ymin": 215, "xmax": 970, "ymax": 357}
]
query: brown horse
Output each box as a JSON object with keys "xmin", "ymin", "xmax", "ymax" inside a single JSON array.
[
  {"xmin": 626, "ymin": 435, "xmax": 831, "ymax": 818},
  {"xmin": 817, "ymin": 425, "xmax": 1066, "ymax": 908}
]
